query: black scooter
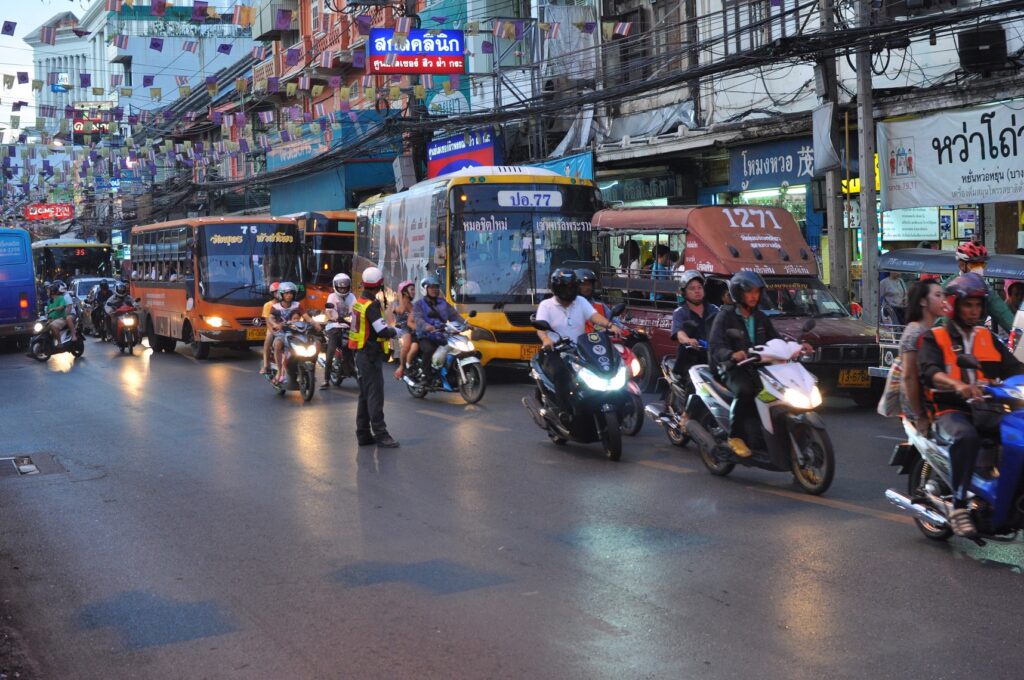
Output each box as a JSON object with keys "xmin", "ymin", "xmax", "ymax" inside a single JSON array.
[
  {"xmin": 317, "ymin": 303, "xmax": 356, "ymax": 387},
  {"xmin": 29, "ymin": 317, "xmax": 85, "ymax": 362},
  {"xmin": 521, "ymin": 303, "xmax": 630, "ymax": 460}
]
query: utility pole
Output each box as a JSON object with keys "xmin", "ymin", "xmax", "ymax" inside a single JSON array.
[
  {"xmin": 819, "ymin": 0, "xmax": 848, "ymax": 305},
  {"xmin": 856, "ymin": 0, "xmax": 879, "ymax": 328}
]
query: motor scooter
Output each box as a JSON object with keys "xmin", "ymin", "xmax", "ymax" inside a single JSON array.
[
  {"xmin": 111, "ymin": 303, "xmax": 140, "ymax": 354},
  {"xmin": 266, "ymin": 320, "xmax": 319, "ymax": 402},
  {"xmin": 684, "ymin": 321, "xmax": 835, "ymax": 495},
  {"xmin": 404, "ymin": 317, "xmax": 487, "ymax": 404},
  {"xmin": 29, "ymin": 316, "xmax": 85, "ymax": 362},
  {"xmin": 315, "ymin": 303, "xmax": 357, "ymax": 387},
  {"xmin": 646, "ymin": 337, "xmax": 708, "ymax": 447},
  {"xmin": 886, "ymin": 355, "xmax": 1024, "ymax": 544}
]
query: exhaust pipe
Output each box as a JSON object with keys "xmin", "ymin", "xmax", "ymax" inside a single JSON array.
[
  {"xmin": 684, "ymin": 419, "xmax": 718, "ymax": 453},
  {"xmin": 885, "ymin": 489, "xmax": 948, "ymax": 527},
  {"xmin": 522, "ymin": 396, "xmax": 547, "ymax": 429}
]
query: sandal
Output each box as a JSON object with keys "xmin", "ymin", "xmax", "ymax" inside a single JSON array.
[
  {"xmin": 950, "ymin": 508, "xmax": 977, "ymax": 538},
  {"xmin": 259, "ymin": 365, "xmax": 270, "ymax": 375}
]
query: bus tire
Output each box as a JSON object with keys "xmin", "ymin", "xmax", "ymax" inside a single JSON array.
[
  {"xmin": 160, "ymin": 336, "xmax": 177, "ymax": 353},
  {"xmin": 146, "ymin": 320, "xmax": 163, "ymax": 353},
  {"xmin": 185, "ymin": 324, "xmax": 210, "ymax": 360}
]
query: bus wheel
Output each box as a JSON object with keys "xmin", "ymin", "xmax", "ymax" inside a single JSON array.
[
  {"xmin": 160, "ymin": 336, "xmax": 177, "ymax": 353},
  {"xmin": 186, "ymin": 325, "xmax": 210, "ymax": 360},
  {"xmin": 147, "ymin": 321, "xmax": 163, "ymax": 353}
]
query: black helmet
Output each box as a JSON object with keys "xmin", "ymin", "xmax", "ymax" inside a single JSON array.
[
  {"xmin": 549, "ymin": 268, "xmax": 579, "ymax": 303},
  {"xmin": 114, "ymin": 282, "xmax": 127, "ymax": 296},
  {"xmin": 728, "ymin": 271, "xmax": 766, "ymax": 305},
  {"xmin": 574, "ymin": 268, "xmax": 598, "ymax": 284},
  {"xmin": 678, "ymin": 270, "xmax": 705, "ymax": 291},
  {"xmin": 99, "ymin": 279, "xmax": 110, "ymax": 290}
]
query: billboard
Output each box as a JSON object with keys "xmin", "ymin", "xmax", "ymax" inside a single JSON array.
[
  {"xmin": 73, "ymin": 117, "xmax": 112, "ymax": 144},
  {"xmin": 426, "ymin": 128, "xmax": 500, "ymax": 178},
  {"xmin": 24, "ymin": 203, "xmax": 73, "ymax": 221},
  {"xmin": 367, "ymin": 29, "xmax": 465, "ymax": 75}
]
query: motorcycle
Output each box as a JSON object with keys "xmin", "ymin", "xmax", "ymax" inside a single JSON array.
[
  {"xmin": 684, "ymin": 321, "xmax": 835, "ymax": 494},
  {"xmin": 886, "ymin": 355, "xmax": 1024, "ymax": 545},
  {"xmin": 522, "ymin": 304, "xmax": 630, "ymax": 461},
  {"xmin": 111, "ymin": 303, "xmax": 140, "ymax": 354},
  {"xmin": 315, "ymin": 303, "xmax": 357, "ymax": 387},
  {"xmin": 29, "ymin": 316, "xmax": 85, "ymax": 362},
  {"xmin": 266, "ymin": 320, "xmax": 319, "ymax": 402},
  {"xmin": 404, "ymin": 317, "xmax": 487, "ymax": 404},
  {"xmin": 645, "ymin": 337, "xmax": 709, "ymax": 447}
]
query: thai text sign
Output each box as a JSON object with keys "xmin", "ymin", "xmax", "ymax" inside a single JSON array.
[
  {"xmin": 426, "ymin": 127, "xmax": 498, "ymax": 177},
  {"xmin": 878, "ymin": 101, "xmax": 1024, "ymax": 210},
  {"xmin": 881, "ymin": 206, "xmax": 939, "ymax": 241},
  {"xmin": 729, "ymin": 137, "xmax": 815, "ymax": 191},
  {"xmin": 367, "ymin": 29, "xmax": 465, "ymax": 75},
  {"xmin": 24, "ymin": 203, "xmax": 73, "ymax": 221}
]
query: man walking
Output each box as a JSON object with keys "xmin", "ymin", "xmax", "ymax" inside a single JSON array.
[{"xmin": 349, "ymin": 266, "xmax": 399, "ymax": 448}]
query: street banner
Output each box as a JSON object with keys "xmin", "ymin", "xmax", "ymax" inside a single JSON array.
[
  {"xmin": 878, "ymin": 101, "xmax": 1024, "ymax": 211},
  {"xmin": 24, "ymin": 203, "xmax": 73, "ymax": 221}
]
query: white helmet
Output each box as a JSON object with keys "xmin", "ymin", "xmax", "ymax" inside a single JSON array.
[
  {"xmin": 332, "ymin": 273, "xmax": 351, "ymax": 294},
  {"xmin": 278, "ymin": 281, "xmax": 298, "ymax": 296},
  {"xmin": 362, "ymin": 266, "xmax": 383, "ymax": 288}
]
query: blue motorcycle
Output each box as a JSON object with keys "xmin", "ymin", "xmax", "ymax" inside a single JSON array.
[
  {"xmin": 403, "ymin": 319, "xmax": 487, "ymax": 404},
  {"xmin": 887, "ymin": 359, "xmax": 1024, "ymax": 544}
]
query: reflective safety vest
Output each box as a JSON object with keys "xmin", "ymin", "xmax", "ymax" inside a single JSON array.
[
  {"xmin": 348, "ymin": 296, "xmax": 390, "ymax": 352},
  {"xmin": 926, "ymin": 325, "xmax": 1002, "ymax": 409},
  {"xmin": 585, "ymin": 300, "xmax": 610, "ymax": 333}
]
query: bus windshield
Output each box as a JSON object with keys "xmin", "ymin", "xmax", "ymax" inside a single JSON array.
[
  {"xmin": 34, "ymin": 245, "xmax": 113, "ymax": 281},
  {"xmin": 197, "ymin": 223, "xmax": 303, "ymax": 305},
  {"xmin": 450, "ymin": 183, "xmax": 599, "ymax": 304},
  {"xmin": 304, "ymin": 233, "xmax": 353, "ymax": 286}
]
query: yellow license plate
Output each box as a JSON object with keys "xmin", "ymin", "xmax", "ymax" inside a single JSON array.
[
  {"xmin": 521, "ymin": 345, "xmax": 539, "ymax": 360},
  {"xmin": 838, "ymin": 367, "xmax": 870, "ymax": 388},
  {"xmin": 246, "ymin": 327, "xmax": 267, "ymax": 341}
]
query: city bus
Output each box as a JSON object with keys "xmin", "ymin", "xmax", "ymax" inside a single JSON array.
[
  {"xmin": 292, "ymin": 210, "xmax": 356, "ymax": 307},
  {"xmin": 31, "ymin": 238, "xmax": 114, "ymax": 286},
  {"xmin": 0, "ymin": 228, "xmax": 37, "ymax": 344},
  {"xmin": 129, "ymin": 216, "xmax": 304, "ymax": 359},
  {"xmin": 355, "ymin": 166, "xmax": 602, "ymax": 365}
]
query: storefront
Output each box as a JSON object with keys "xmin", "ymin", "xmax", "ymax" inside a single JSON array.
[{"xmin": 597, "ymin": 170, "xmax": 678, "ymax": 207}]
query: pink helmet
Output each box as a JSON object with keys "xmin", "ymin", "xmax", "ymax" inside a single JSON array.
[
  {"xmin": 1005, "ymin": 279, "xmax": 1024, "ymax": 295},
  {"xmin": 398, "ymin": 279, "xmax": 414, "ymax": 294}
]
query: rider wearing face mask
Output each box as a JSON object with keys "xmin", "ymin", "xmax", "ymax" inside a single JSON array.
[
  {"xmin": 949, "ymin": 241, "xmax": 1015, "ymax": 334},
  {"xmin": 918, "ymin": 272, "xmax": 1024, "ymax": 538},
  {"xmin": 413, "ymin": 275, "xmax": 464, "ymax": 385}
]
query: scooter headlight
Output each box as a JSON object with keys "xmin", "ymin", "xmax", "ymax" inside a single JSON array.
[
  {"xmin": 292, "ymin": 344, "xmax": 317, "ymax": 358},
  {"xmin": 578, "ymin": 365, "xmax": 628, "ymax": 391},
  {"xmin": 450, "ymin": 336, "xmax": 474, "ymax": 352},
  {"xmin": 122, "ymin": 317, "xmax": 136, "ymax": 327},
  {"xmin": 783, "ymin": 386, "xmax": 822, "ymax": 409},
  {"xmin": 33, "ymin": 322, "xmax": 43, "ymax": 333},
  {"xmin": 313, "ymin": 314, "xmax": 327, "ymax": 324}
]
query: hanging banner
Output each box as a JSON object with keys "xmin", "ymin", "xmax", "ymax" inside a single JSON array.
[
  {"xmin": 367, "ymin": 29, "xmax": 465, "ymax": 75},
  {"xmin": 527, "ymin": 152, "xmax": 594, "ymax": 180},
  {"xmin": 426, "ymin": 127, "xmax": 500, "ymax": 178},
  {"xmin": 24, "ymin": 203, "xmax": 73, "ymax": 221},
  {"xmin": 878, "ymin": 101, "xmax": 1024, "ymax": 210}
]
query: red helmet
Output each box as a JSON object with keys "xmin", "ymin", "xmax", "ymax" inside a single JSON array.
[{"xmin": 956, "ymin": 241, "xmax": 988, "ymax": 263}]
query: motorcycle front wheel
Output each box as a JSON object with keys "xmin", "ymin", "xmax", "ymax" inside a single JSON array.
[
  {"xmin": 70, "ymin": 337, "xmax": 85, "ymax": 357},
  {"xmin": 598, "ymin": 410, "xmax": 622, "ymax": 461},
  {"xmin": 298, "ymin": 366, "xmax": 316, "ymax": 402},
  {"xmin": 621, "ymin": 392, "xmax": 644, "ymax": 436},
  {"xmin": 458, "ymin": 363, "xmax": 487, "ymax": 404},
  {"xmin": 30, "ymin": 340, "xmax": 49, "ymax": 362},
  {"xmin": 909, "ymin": 458, "xmax": 953, "ymax": 541},
  {"xmin": 790, "ymin": 424, "xmax": 835, "ymax": 495}
]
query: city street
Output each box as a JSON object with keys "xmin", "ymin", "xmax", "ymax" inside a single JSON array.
[{"xmin": 2, "ymin": 339, "xmax": 1024, "ymax": 680}]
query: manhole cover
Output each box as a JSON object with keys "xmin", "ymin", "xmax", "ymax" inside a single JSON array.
[
  {"xmin": 0, "ymin": 455, "xmax": 51, "ymax": 476},
  {"xmin": 0, "ymin": 459, "xmax": 17, "ymax": 478}
]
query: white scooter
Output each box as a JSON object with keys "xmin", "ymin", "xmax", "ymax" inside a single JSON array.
[{"xmin": 683, "ymin": 322, "xmax": 835, "ymax": 495}]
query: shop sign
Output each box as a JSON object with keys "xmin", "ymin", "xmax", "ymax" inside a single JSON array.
[
  {"xmin": 729, "ymin": 137, "xmax": 815, "ymax": 191},
  {"xmin": 600, "ymin": 174, "xmax": 675, "ymax": 204},
  {"xmin": 528, "ymin": 152, "xmax": 594, "ymax": 180},
  {"xmin": 24, "ymin": 203, "xmax": 73, "ymax": 221},
  {"xmin": 367, "ymin": 29, "xmax": 465, "ymax": 75},
  {"xmin": 426, "ymin": 128, "xmax": 500, "ymax": 178},
  {"xmin": 881, "ymin": 206, "xmax": 939, "ymax": 241},
  {"xmin": 878, "ymin": 101, "xmax": 1024, "ymax": 210}
]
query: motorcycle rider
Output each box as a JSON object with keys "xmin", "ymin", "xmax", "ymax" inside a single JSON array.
[
  {"xmin": 576, "ymin": 268, "xmax": 611, "ymax": 325},
  {"xmin": 671, "ymin": 270, "xmax": 719, "ymax": 381},
  {"xmin": 260, "ymin": 281, "xmax": 280, "ymax": 375},
  {"xmin": 918, "ymin": 272, "xmax": 1024, "ymax": 538},
  {"xmin": 104, "ymin": 280, "xmax": 135, "ymax": 325},
  {"xmin": 94, "ymin": 279, "xmax": 113, "ymax": 338},
  {"xmin": 349, "ymin": 266, "xmax": 399, "ymax": 448},
  {"xmin": 535, "ymin": 268, "xmax": 620, "ymax": 415},
  {"xmin": 269, "ymin": 281, "xmax": 318, "ymax": 385},
  {"xmin": 45, "ymin": 281, "xmax": 78, "ymax": 344},
  {"xmin": 947, "ymin": 241, "xmax": 1014, "ymax": 333},
  {"xmin": 413, "ymin": 275, "xmax": 464, "ymax": 386},
  {"xmin": 322, "ymin": 273, "xmax": 357, "ymax": 389},
  {"xmin": 708, "ymin": 271, "xmax": 811, "ymax": 458}
]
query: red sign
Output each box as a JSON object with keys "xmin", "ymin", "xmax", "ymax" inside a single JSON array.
[
  {"xmin": 24, "ymin": 203, "xmax": 74, "ymax": 221},
  {"xmin": 72, "ymin": 118, "xmax": 111, "ymax": 135}
]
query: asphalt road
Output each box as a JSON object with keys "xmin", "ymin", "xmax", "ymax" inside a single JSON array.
[{"xmin": 2, "ymin": 338, "xmax": 1024, "ymax": 680}]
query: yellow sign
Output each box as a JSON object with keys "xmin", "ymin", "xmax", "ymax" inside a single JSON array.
[{"xmin": 841, "ymin": 153, "xmax": 880, "ymax": 194}]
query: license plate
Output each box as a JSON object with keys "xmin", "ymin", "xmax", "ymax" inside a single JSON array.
[
  {"xmin": 521, "ymin": 345, "xmax": 539, "ymax": 360},
  {"xmin": 246, "ymin": 327, "xmax": 267, "ymax": 341},
  {"xmin": 838, "ymin": 367, "xmax": 870, "ymax": 388}
]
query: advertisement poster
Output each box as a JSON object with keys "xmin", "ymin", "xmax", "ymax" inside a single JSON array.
[
  {"xmin": 426, "ymin": 128, "xmax": 500, "ymax": 178},
  {"xmin": 878, "ymin": 101, "xmax": 1024, "ymax": 210},
  {"xmin": 367, "ymin": 29, "xmax": 465, "ymax": 75},
  {"xmin": 956, "ymin": 208, "xmax": 977, "ymax": 239},
  {"xmin": 881, "ymin": 206, "xmax": 939, "ymax": 241}
]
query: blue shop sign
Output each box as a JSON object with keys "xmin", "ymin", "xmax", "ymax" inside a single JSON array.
[{"xmin": 729, "ymin": 137, "xmax": 816, "ymax": 191}]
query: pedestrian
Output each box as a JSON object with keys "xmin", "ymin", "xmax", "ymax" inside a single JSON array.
[
  {"xmin": 349, "ymin": 266, "xmax": 399, "ymax": 448},
  {"xmin": 879, "ymin": 271, "xmax": 908, "ymax": 324}
]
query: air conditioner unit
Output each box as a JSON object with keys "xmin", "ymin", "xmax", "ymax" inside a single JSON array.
[{"xmin": 958, "ymin": 22, "xmax": 1008, "ymax": 75}]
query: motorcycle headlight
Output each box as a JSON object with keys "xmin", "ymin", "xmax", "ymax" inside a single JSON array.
[
  {"xmin": 122, "ymin": 317, "xmax": 135, "ymax": 327},
  {"xmin": 450, "ymin": 337, "xmax": 473, "ymax": 352},
  {"xmin": 578, "ymin": 365, "xmax": 628, "ymax": 391},
  {"xmin": 33, "ymin": 322, "xmax": 43, "ymax": 333},
  {"xmin": 313, "ymin": 314, "xmax": 327, "ymax": 324},
  {"xmin": 204, "ymin": 315, "xmax": 225, "ymax": 328},
  {"xmin": 293, "ymin": 344, "xmax": 317, "ymax": 358},
  {"xmin": 783, "ymin": 386, "xmax": 822, "ymax": 409}
]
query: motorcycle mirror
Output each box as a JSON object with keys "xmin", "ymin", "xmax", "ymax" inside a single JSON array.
[
  {"xmin": 610, "ymin": 302, "xmax": 626, "ymax": 318},
  {"xmin": 956, "ymin": 354, "xmax": 981, "ymax": 370},
  {"xmin": 468, "ymin": 310, "xmax": 477, "ymax": 318},
  {"xmin": 725, "ymin": 328, "xmax": 747, "ymax": 345},
  {"xmin": 801, "ymin": 319, "xmax": 816, "ymax": 333},
  {"xmin": 325, "ymin": 303, "xmax": 335, "ymax": 309},
  {"xmin": 531, "ymin": 315, "xmax": 552, "ymax": 332}
]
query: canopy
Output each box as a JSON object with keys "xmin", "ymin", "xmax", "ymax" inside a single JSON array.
[{"xmin": 877, "ymin": 249, "xmax": 1024, "ymax": 280}]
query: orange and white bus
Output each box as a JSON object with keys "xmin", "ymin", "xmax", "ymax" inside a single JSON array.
[
  {"xmin": 129, "ymin": 216, "xmax": 304, "ymax": 359},
  {"xmin": 291, "ymin": 210, "xmax": 355, "ymax": 308}
]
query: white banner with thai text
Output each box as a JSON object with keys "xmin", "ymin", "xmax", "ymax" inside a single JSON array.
[{"xmin": 878, "ymin": 101, "xmax": 1024, "ymax": 211}]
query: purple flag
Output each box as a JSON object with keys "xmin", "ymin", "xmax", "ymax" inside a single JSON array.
[
  {"xmin": 212, "ymin": 112, "xmax": 222, "ymax": 125},
  {"xmin": 206, "ymin": 75, "xmax": 218, "ymax": 85},
  {"xmin": 234, "ymin": 113, "xmax": 246, "ymax": 127},
  {"xmin": 285, "ymin": 49, "xmax": 300, "ymax": 66},
  {"xmin": 79, "ymin": 73, "xmax": 92, "ymax": 88},
  {"xmin": 16, "ymin": 72, "xmax": 28, "ymax": 85},
  {"xmin": 143, "ymin": 75, "xmax": 155, "ymax": 87},
  {"xmin": 1, "ymin": 21, "xmax": 15, "ymax": 36},
  {"xmin": 239, "ymin": 139, "xmax": 250, "ymax": 154},
  {"xmin": 328, "ymin": 76, "xmax": 342, "ymax": 89},
  {"xmin": 191, "ymin": 1, "xmax": 208, "ymax": 22},
  {"xmin": 151, "ymin": 0, "xmax": 167, "ymax": 16},
  {"xmin": 149, "ymin": 37, "xmax": 164, "ymax": 52},
  {"xmin": 280, "ymin": 130, "xmax": 291, "ymax": 143},
  {"xmin": 217, "ymin": 43, "xmax": 232, "ymax": 55},
  {"xmin": 352, "ymin": 50, "xmax": 365, "ymax": 69},
  {"xmin": 267, "ymin": 77, "xmax": 279, "ymax": 93},
  {"xmin": 356, "ymin": 15, "xmax": 372, "ymax": 36},
  {"xmin": 274, "ymin": 9, "xmax": 292, "ymax": 31},
  {"xmin": 481, "ymin": 41, "xmax": 493, "ymax": 54}
]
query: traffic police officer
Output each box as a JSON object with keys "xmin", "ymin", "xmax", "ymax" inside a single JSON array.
[{"xmin": 349, "ymin": 266, "xmax": 399, "ymax": 448}]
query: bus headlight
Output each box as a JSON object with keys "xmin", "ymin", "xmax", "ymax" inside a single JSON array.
[{"xmin": 204, "ymin": 316, "xmax": 225, "ymax": 328}]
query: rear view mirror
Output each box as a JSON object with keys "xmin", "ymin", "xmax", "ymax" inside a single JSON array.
[
  {"xmin": 610, "ymin": 302, "xmax": 626, "ymax": 318},
  {"xmin": 530, "ymin": 314, "xmax": 552, "ymax": 332},
  {"xmin": 325, "ymin": 303, "xmax": 335, "ymax": 309},
  {"xmin": 725, "ymin": 328, "xmax": 747, "ymax": 347},
  {"xmin": 956, "ymin": 354, "xmax": 981, "ymax": 370}
]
